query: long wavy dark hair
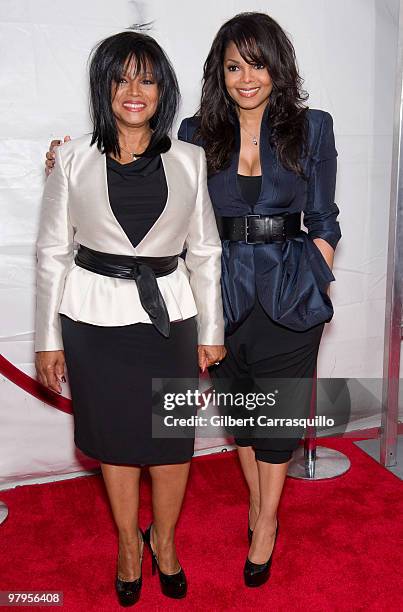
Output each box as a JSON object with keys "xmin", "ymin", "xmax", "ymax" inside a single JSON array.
[
  {"xmin": 196, "ymin": 12, "xmax": 309, "ymax": 176},
  {"xmin": 89, "ymin": 30, "xmax": 180, "ymax": 158}
]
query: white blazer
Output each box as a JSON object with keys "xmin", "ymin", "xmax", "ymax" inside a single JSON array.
[{"xmin": 35, "ymin": 134, "xmax": 224, "ymax": 352}]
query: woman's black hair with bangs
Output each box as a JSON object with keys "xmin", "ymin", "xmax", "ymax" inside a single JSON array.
[
  {"xmin": 196, "ymin": 12, "xmax": 309, "ymax": 176},
  {"xmin": 89, "ymin": 30, "xmax": 180, "ymax": 158}
]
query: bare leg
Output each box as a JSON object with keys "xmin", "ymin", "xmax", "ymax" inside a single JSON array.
[
  {"xmin": 101, "ymin": 463, "xmax": 142, "ymax": 581},
  {"xmin": 247, "ymin": 459, "xmax": 290, "ymax": 564},
  {"xmin": 237, "ymin": 445, "xmax": 260, "ymax": 530},
  {"xmin": 148, "ymin": 461, "xmax": 191, "ymax": 574}
]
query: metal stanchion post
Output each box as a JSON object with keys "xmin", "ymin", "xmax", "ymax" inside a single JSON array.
[
  {"xmin": 355, "ymin": 0, "xmax": 403, "ymax": 473},
  {"xmin": 287, "ymin": 371, "xmax": 351, "ymax": 480},
  {"xmin": 0, "ymin": 501, "xmax": 8, "ymax": 524},
  {"xmin": 379, "ymin": 0, "xmax": 403, "ymax": 468}
]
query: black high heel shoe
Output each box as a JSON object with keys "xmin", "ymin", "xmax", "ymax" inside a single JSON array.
[
  {"xmin": 143, "ymin": 524, "xmax": 187, "ymax": 599},
  {"xmin": 244, "ymin": 519, "xmax": 279, "ymax": 587},
  {"xmin": 115, "ymin": 528, "xmax": 144, "ymax": 607}
]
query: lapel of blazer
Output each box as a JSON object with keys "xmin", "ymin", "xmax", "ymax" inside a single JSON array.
[
  {"xmin": 135, "ymin": 140, "xmax": 185, "ymax": 256},
  {"xmin": 80, "ymin": 138, "xmax": 184, "ymax": 256},
  {"xmin": 83, "ymin": 143, "xmax": 137, "ymax": 255}
]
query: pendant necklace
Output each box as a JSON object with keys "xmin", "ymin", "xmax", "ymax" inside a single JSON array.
[
  {"xmin": 241, "ymin": 125, "xmax": 259, "ymax": 146},
  {"xmin": 119, "ymin": 147, "xmax": 140, "ymax": 161},
  {"xmin": 119, "ymin": 130, "xmax": 153, "ymax": 161}
]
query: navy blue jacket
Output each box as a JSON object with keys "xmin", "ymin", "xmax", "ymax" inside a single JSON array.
[{"xmin": 178, "ymin": 106, "xmax": 341, "ymax": 334}]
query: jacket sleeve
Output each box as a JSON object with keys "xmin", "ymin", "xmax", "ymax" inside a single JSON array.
[
  {"xmin": 303, "ymin": 112, "xmax": 341, "ymax": 250},
  {"xmin": 35, "ymin": 145, "xmax": 75, "ymax": 352},
  {"xmin": 178, "ymin": 116, "xmax": 201, "ymax": 145},
  {"xmin": 177, "ymin": 118, "xmax": 188, "ymax": 142},
  {"xmin": 184, "ymin": 147, "xmax": 224, "ymax": 345}
]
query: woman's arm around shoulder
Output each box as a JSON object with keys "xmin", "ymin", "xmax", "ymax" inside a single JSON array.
[{"xmin": 45, "ymin": 136, "xmax": 71, "ymax": 176}]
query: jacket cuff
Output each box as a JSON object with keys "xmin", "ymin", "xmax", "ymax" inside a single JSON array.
[
  {"xmin": 308, "ymin": 228, "xmax": 341, "ymax": 251},
  {"xmin": 34, "ymin": 319, "xmax": 64, "ymax": 352},
  {"xmin": 196, "ymin": 318, "xmax": 225, "ymax": 346}
]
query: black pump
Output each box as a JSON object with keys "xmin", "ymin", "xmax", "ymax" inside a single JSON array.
[
  {"xmin": 244, "ymin": 519, "xmax": 279, "ymax": 587},
  {"xmin": 115, "ymin": 528, "xmax": 144, "ymax": 606},
  {"xmin": 143, "ymin": 524, "xmax": 187, "ymax": 599}
]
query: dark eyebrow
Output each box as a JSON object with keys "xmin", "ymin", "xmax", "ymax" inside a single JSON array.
[{"xmin": 122, "ymin": 70, "xmax": 154, "ymax": 78}]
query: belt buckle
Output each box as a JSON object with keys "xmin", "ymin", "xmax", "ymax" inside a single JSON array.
[{"xmin": 245, "ymin": 214, "xmax": 261, "ymax": 244}]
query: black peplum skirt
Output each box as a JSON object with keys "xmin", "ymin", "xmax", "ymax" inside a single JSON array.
[{"xmin": 60, "ymin": 314, "xmax": 198, "ymax": 466}]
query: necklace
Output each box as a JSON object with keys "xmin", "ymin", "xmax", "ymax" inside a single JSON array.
[
  {"xmin": 119, "ymin": 146, "xmax": 140, "ymax": 161},
  {"xmin": 119, "ymin": 130, "xmax": 153, "ymax": 160},
  {"xmin": 241, "ymin": 125, "xmax": 259, "ymax": 146}
]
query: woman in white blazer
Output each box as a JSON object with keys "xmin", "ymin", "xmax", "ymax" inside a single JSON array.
[{"xmin": 35, "ymin": 31, "xmax": 225, "ymax": 606}]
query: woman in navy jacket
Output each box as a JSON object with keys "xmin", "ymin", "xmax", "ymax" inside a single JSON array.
[{"xmin": 178, "ymin": 12, "xmax": 341, "ymax": 587}]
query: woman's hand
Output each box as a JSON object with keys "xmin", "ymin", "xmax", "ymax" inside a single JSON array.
[
  {"xmin": 35, "ymin": 350, "xmax": 66, "ymax": 394},
  {"xmin": 45, "ymin": 136, "xmax": 71, "ymax": 176},
  {"xmin": 198, "ymin": 345, "xmax": 227, "ymax": 372},
  {"xmin": 313, "ymin": 238, "xmax": 334, "ymax": 270},
  {"xmin": 313, "ymin": 238, "xmax": 334, "ymax": 297}
]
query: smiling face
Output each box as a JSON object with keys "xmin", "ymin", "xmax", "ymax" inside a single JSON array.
[
  {"xmin": 223, "ymin": 41, "xmax": 273, "ymax": 112},
  {"xmin": 111, "ymin": 56, "xmax": 159, "ymax": 130}
]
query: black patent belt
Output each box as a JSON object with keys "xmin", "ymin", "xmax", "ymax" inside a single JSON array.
[
  {"xmin": 216, "ymin": 212, "xmax": 301, "ymax": 244},
  {"xmin": 75, "ymin": 245, "xmax": 179, "ymax": 338}
]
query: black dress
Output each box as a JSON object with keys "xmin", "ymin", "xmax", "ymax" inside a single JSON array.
[{"xmin": 60, "ymin": 153, "xmax": 199, "ymax": 466}]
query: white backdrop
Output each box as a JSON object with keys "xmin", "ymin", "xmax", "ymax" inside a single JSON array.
[{"xmin": 0, "ymin": 0, "xmax": 400, "ymax": 488}]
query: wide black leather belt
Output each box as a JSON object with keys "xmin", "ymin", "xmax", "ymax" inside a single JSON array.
[
  {"xmin": 75, "ymin": 245, "xmax": 179, "ymax": 338},
  {"xmin": 216, "ymin": 212, "xmax": 301, "ymax": 244}
]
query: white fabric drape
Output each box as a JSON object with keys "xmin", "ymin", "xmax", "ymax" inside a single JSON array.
[{"xmin": 0, "ymin": 0, "xmax": 400, "ymax": 487}]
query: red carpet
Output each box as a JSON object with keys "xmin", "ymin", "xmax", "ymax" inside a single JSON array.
[{"xmin": 1, "ymin": 438, "xmax": 402, "ymax": 611}]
